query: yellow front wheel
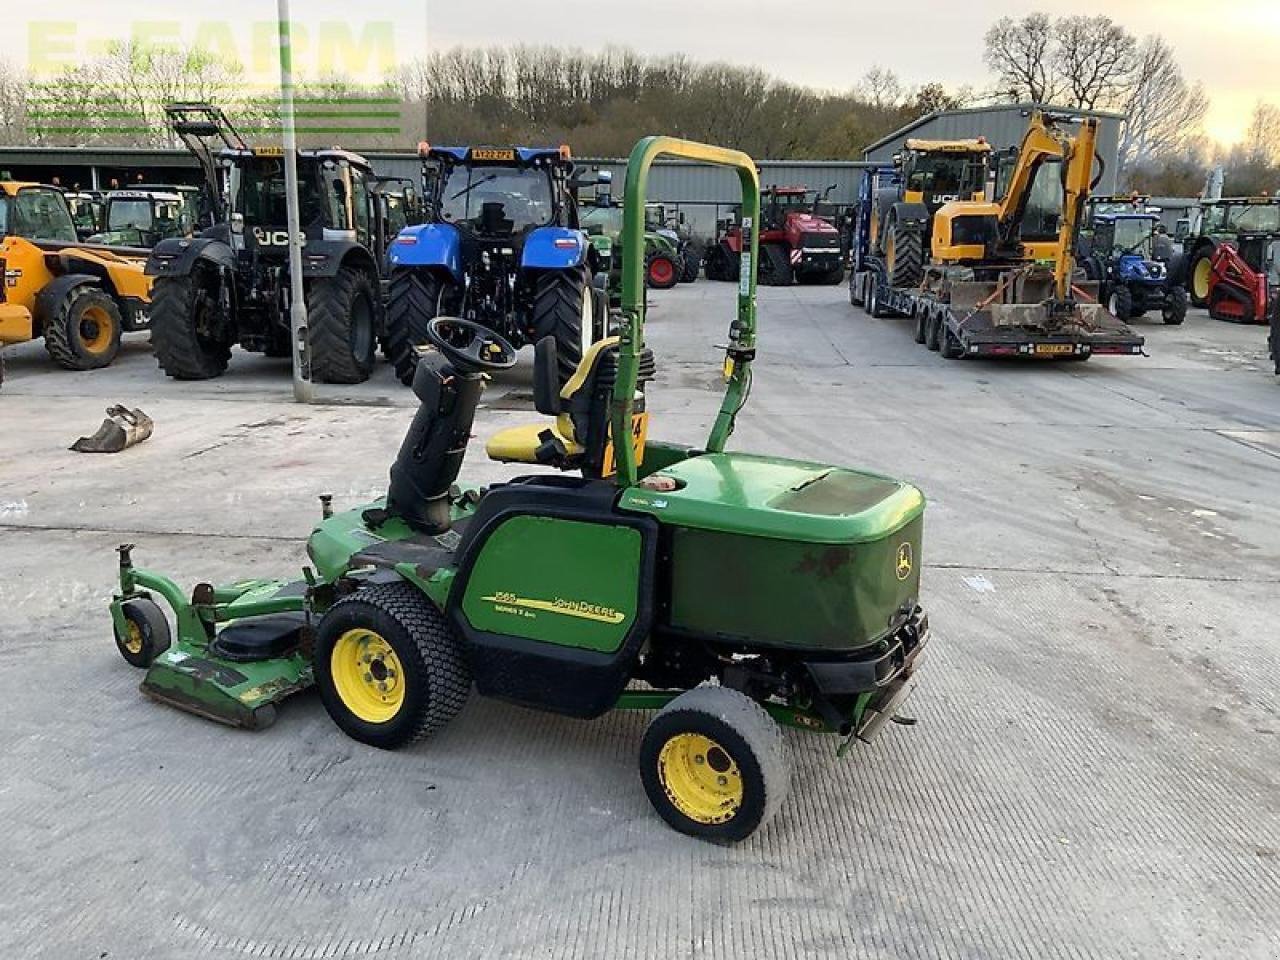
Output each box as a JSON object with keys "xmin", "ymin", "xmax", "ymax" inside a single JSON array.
[
  {"xmin": 43, "ymin": 287, "xmax": 123, "ymax": 371},
  {"xmin": 640, "ymin": 687, "xmax": 790, "ymax": 843},
  {"xmin": 315, "ymin": 583, "xmax": 470, "ymax": 750}
]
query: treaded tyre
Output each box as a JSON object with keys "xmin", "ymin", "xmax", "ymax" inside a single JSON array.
[
  {"xmin": 114, "ymin": 597, "xmax": 172, "ymax": 669},
  {"xmin": 531, "ymin": 265, "xmax": 595, "ymax": 388},
  {"xmin": 940, "ymin": 319, "xmax": 964, "ymax": 359},
  {"xmin": 315, "ymin": 582, "xmax": 471, "ymax": 750},
  {"xmin": 149, "ymin": 267, "xmax": 232, "ymax": 380},
  {"xmin": 886, "ymin": 221, "xmax": 923, "ymax": 288},
  {"xmin": 679, "ymin": 247, "xmax": 700, "ymax": 283},
  {"xmin": 645, "ymin": 252, "xmax": 679, "ymax": 290},
  {"xmin": 640, "ymin": 686, "xmax": 790, "ymax": 843},
  {"xmin": 1108, "ymin": 287, "xmax": 1134, "ymax": 322},
  {"xmin": 307, "ymin": 266, "xmax": 377, "ymax": 384},
  {"xmin": 925, "ymin": 309, "xmax": 942, "ymax": 351},
  {"xmin": 43, "ymin": 286, "xmax": 123, "ymax": 371},
  {"xmin": 913, "ymin": 305, "xmax": 927, "ymax": 344},
  {"xmin": 1188, "ymin": 248, "xmax": 1214, "ymax": 308},
  {"xmin": 385, "ymin": 267, "xmax": 455, "ymax": 386},
  {"xmin": 1162, "ymin": 286, "xmax": 1188, "ymax": 325},
  {"xmin": 867, "ymin": 276, "xmax": 885, "ymax": 318}
]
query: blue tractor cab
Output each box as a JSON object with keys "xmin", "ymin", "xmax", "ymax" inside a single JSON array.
[
  {"xmin": 1080, "ymin": 212, "xmax": 1188, "ymax": 326},
  {"xmin": 385, "ymin": 144, "xmax": 605, "ymax": 386}
]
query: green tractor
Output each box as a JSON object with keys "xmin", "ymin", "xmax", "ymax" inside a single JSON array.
[
  {"xmin": 578, "ymin": 171, "xmax": 684, "ymax": 296},
  {"xmin": 108, "ymin": 137, "xmax": 930, "ymax": 843}
]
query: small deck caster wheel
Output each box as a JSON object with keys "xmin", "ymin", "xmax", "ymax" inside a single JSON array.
[{"xmin": 114, "ymin": 597, "xmax": 172, "ymax": 669}]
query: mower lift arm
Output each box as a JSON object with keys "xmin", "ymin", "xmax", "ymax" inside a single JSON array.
[{"xmin": 618, "ymin": 137, "xmax": 760, "ymax": 486}]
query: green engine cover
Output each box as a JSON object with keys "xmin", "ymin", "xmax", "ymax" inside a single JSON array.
[
  {"xmin": 620, "ymin": 452, "xmax": 925, "ymax": 652},
  {"xmin": 459, "ymin": 515, "xmax": 642, "ymax": 653}
]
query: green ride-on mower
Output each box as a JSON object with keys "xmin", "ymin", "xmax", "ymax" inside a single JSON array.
[{"xmin": 109, "ymin": 137, "xmax": 930, "ymax": 843}]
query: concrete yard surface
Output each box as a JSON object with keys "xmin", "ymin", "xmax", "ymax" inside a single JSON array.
[{"xmin": 1, "ymin": 283, "xmax": 1278, "ymax": 959}]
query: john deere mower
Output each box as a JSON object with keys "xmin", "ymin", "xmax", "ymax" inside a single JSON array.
[{"xmin": 109, "ymin": 137, "xmax": 930, "ymax": 843}]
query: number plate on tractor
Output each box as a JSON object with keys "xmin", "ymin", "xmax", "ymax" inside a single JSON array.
[
  {"xmin": 1034, "ymin": 343, "xmax": 1074, "ymax": 355},
  {"xmin": 603, "ymin": 413, "xmax": 649, "ymax": 477},
  {"xmin": 471, "ymin": 148, "xmax": 516, "ymax": 161}
]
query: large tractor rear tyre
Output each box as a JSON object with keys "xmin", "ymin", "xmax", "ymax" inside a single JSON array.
[
  {"xmin": 149, "ymin": 269, "xmax": 232, "ymax": 380},
  {"xmin": 645, "ymin": 252, "xmax": 680, "ymax": 290},
  {"xmin": 1188, "ymin": 247, "xmax": 1215, "ymax": 308},
  {"xmin": 680, "ymin": 247, "xmax": 701, "ymax": 283},
  {"xmin": 315, "ymin": 583, "xmax": 471, "ymax": 751},
  {"xmin": 886, "ymin": 222, "xmax": 923, "ymax": 289},
  {"xmin": 307, "ymin": 267, "xmax": 378, "ymax": 385},
  {"xmin": 1162, "ymin": 286, "xmax": 1188, "ymax": 325},
  {"xmin": 532, "ymin": 266, "xmax": 599, "ymax": 388},
  {"xmin": 385, "ymin": 268, "xmax": 455, "ymax": 386},
  {"xmin": 42, "ymin": 286, "xmax": 123, "ymax": 371}
]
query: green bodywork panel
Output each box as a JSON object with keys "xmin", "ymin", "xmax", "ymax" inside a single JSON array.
[
  {"xmin": 619, "ymin": 452, "xmax": 925, "ymax": 544},
  {"xmin": 460, "ymin": 516, "xmax": 642, "ymax": 652}
]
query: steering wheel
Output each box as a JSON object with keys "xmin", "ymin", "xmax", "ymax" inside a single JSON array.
[{"xmin": 426, "ymin": 317, "xmax": 517, "ymax": 373}]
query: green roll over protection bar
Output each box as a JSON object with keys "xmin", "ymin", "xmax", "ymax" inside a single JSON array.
[{"xmin": 615, "ymin": 137, "xmax": 760, "ymax": 487}]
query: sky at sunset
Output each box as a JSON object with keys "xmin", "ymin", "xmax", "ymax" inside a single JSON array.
[{"xmin": 4, "ymin": 1, "xmax": 1276, "ymax": 146}]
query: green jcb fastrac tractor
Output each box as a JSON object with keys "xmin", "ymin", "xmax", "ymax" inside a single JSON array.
[{"xmin": 108, "ymin": 137, "xmax": 931, "ymax": 843}]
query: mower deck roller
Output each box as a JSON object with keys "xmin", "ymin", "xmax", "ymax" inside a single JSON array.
[{"xmin": 110, "ymin": 136, "xmax": 930, "ymax": 843}]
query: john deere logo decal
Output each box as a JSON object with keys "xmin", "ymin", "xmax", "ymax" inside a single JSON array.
[
  {"xmin": 895, "ymin": 543, "xmax": 913, "ymax": 581},
  {"xmin": 482, "ymin": 592, "xmax": 625, "ymax": 625}
]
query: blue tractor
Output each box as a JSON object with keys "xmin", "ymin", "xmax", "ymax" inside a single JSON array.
[
  {"xmin": 385, "ymin": 144, "xmax": 605, "ymax": 386},
  {"xmin": 1080, "ymin": 212, "xmax": 1188, "ymax": 325}
]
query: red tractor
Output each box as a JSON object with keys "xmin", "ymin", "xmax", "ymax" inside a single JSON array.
[
  {"xmin": 704, "ymin": 185, "xmax": 844, "ymax": 286},
  {"xmin": 1206, "ymin": 231, "xmax": 1278, "ymax": 327}
]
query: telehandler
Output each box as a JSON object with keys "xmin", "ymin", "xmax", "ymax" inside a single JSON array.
[{"xmin": 108, "ymin": 137, "xmax": 930, "ymax": 843}]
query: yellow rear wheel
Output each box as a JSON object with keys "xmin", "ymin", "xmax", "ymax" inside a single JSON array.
[
  {"xmin": 329, "ymin": 628, "xmax": 406, "ymax": 724},
  {"xmin": 640, "ymin": 686, "xmax": 789, "ymax": 843},
  {"xmin": 1192, "ymin": 256, "xmax": 1212, "ymax": 302}
]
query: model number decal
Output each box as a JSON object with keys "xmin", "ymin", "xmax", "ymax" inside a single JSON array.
[{"xmin": 482, "ymin": 592, "xmax": 626, "ymax": 624}]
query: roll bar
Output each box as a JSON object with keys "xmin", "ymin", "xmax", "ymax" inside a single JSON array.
[{"xmin": 614, "ymin": 136, "xmax": 760, "ymax": 487}]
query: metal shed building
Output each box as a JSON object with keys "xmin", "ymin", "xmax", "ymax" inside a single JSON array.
[{"xmin": 863, "ymin": 102, "xmax": 1125, "ymax": 195}]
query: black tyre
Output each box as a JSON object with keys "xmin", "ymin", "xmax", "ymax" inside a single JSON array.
[
  {"xmin": 925, "ymin": 310, "xmax": 942, "ymax": 351},
  {"xmin": 532, "ymin": 266, "xmax": 598, "ymax": 387},
  {"xmin": 385, "ymin": 268, "xmax": 455, "ymax": 386},
  {"xmin": 1162, "ymin": 286, "xmax": 1188, "ymax": 325},
  {"xmin": 1188, "ymin": 248, "xmax": 1214, "ymax": 308},
  {"xmin": 314, "ymin": 582, "xmax": 471, "ymax": 750},
  {"xmin": 114, "ymin": 597, "xmax": 172, "ymax": 669},
  {"xmin": 645, "ymin": 252, "xmax": 679, "ymax": 290},
  {"xmin": 639, "ymin": 686, "xmax": 790, "ymax": 843},
  {"xmin": 822, "ymin": 265, "xmax": 845, "ymax": 286},
  {"xmin": 940, "ymin": 319, "xmax": 964, "ymax": 359},
  {"xmin": 867, "ymin": 276, "xmax": 886, "ymax": 318},
  {"xmin": 307, "ymin": 266, "xmax": 377, "ymax": 384},
  {"xmin": 679, "ymin": 247, "xmax": 700, "ymax": 283},
  {"xmin": 42, "ymin": 286, "xmax": 123, "ymax": 371},
  {"xmin": 848, "ymin": 270, "xmax": 862, "ymax": 307},
  {"xmin": 886, "ymin": 221, "xmax": 923, "ymax": 288},
  {"xmin": 149, "ymin": 268, "xmax": 232, "ymax": 380},
  {"xmin": 1107, "ymin": 286, "xmax": 1134, "ymax": 322},
  {"xmin": 912, "ymin": 305, "xmax": 927, "ymax": 344}
]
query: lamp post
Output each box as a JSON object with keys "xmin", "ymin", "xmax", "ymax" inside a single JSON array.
[{"xmin": 277, "ymin": 0, "xmax": 313, "ymax": 402}]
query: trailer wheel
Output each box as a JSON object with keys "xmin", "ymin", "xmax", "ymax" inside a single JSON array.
[
  {"xmin": 385, "ymin": 268, "xmax": 455, "ymax": 386},
  {"xmin": 42, "ymin": 286, "xmax": 123, "ymax": 371},
  {"xmin": 149, "ymin": 268, "xmax": 233, "ymax": 380},
  {"xmin": 1162, "ymin": 286, "xmax": 1188, "ymax": 325},
  {"xmin": 114, "ymin": 597, "xmax": 172, "ymax": 669},
  {"xmin": 867, "ymin": 277, "xmax": 887, "ymax": 318},
  {"xmin": 848, "ymin": 271, "xmax": 862, "ymax": 307},
  {"xmin": 639, "ymin": 686, "xmax": 789, "ymax": 843},
  {"xmin": 925, "ymin": 309, "xmax": 942, "ymax": 351},
  {"xmin": 913, "ymin": 305, "xmax": 927, "ymax": 344},
  {"xmin": 940, "ymin": 321, "xmax": 964, "ymax": 359},
  {"xmin": 307, "ymin": 266, "xmax": 377, "ymax": 384},
  {"xmin": 315, "ymin": 582, "xmax": 471, "ymax": 750}
]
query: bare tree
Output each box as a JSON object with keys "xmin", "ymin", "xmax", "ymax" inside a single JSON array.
[
  {"xmin": 1054, "ymin": 15, "xmax": 1136, "ymax": 110},
  {"xmin": 859, "ymin": 67, "xmax": 904, "ymax": 111},
  {"xmin": 1118, "ymin": 36, "xmax": 1208, "ymax": 173},
  {"xmin": 1245, "ymin": 101, "xmax": 1280, "ymax": 165},
  {"xmin": 0, "ymin": 60, "xmax": 27, "ymax": 143},
  {"xmin": 983, "ymin": 13, "xmax": 1057, "ymax": 103}
]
